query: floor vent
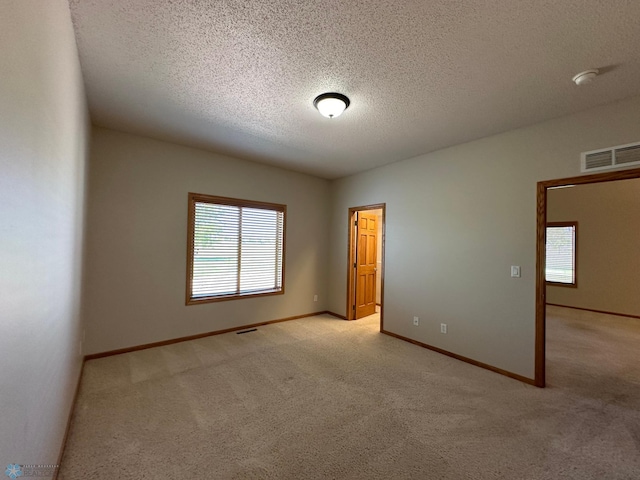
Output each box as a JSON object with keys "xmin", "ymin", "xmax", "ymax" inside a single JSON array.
[
  {"xmin": 581, "ymin": 141, "xmax": 640, "ymax": 173},
  {"xmin": 236, "ymin": 328, "xmax": 257, "ymax": 334}
]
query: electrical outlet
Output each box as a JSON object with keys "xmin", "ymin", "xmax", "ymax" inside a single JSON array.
[
  {"xmin": 440, "ymin": 323, "xmax": 447, "ymax": 334},
  {"xmin": 313, "ymin": 294, "xmax": 318, "ymax": 302},
  {"xmin": 413, "ymin": 316, "xmax": 419, "ymax": 326}
]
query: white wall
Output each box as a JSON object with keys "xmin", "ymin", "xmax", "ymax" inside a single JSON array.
[
  {"xmin": 83, "ymin": 128, "xmax": 330, "ymax": 354},
  {"xmin": 547, "ymin": 178, "xmax": 640, "ymax": 316},
  {"xmin": 0, "ymin": 0, "xmax": 89, "ymax": 471},
  {"xmin": 328, "ymin": 95, "xmax": 640, "ymax": 379}
]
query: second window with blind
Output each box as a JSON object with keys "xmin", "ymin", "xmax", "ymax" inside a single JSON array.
[
  {"xmin": 186, "ymin": 193, "xmax": 286, "ymax": 305},
  {"xmin": 545, "ymin": 221, "xmax": 577, "ymax": 287}
]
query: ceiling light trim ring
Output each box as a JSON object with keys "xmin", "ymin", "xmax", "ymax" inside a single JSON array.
[
  {"xmin": 313, "ymin": 92, "xmax": 350, "ymax": 118},
  {"xmin": 572, "ymin": 69, "xmax": 599, "ymax": 86}
]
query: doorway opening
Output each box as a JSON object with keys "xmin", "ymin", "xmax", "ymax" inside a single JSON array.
[
  {"xmin": 346, "ymin": 204, "xmax": 385, "ymax": 329},
  {"xmin": 535, "ymin": 167, "xmax": 640, "ymax": 387}
]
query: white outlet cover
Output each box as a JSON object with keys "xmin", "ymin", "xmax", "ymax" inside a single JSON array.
[{"xmin": 511, "ymin": 266, "xmax": 521, "ymax": 278}]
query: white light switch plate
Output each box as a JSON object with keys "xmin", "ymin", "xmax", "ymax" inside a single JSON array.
[{"xmin": 511, "ymin": 266, "xmax": 521, "ymax": 278}]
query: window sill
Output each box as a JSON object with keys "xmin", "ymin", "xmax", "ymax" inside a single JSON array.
[
  {"xmin": 545, "ymin": 281, "xmax": 577, "ymax": 288},
  {"xmin": 186, "ymin": 288, "xmax": 284, "ymax": 306}
]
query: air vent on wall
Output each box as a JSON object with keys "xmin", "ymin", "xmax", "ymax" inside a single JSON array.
[{"xmin": 581, "ymin": 141, "xmax": 640, "ymax": 172}]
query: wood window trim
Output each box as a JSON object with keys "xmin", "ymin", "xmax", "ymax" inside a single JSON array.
[
  {"xmin": 186, "ymin": 193, "xmax": 286, "ymax": 306},
  {"xmin": 545, "ymin": 221, "xmax": 578, "ymax": 288}
]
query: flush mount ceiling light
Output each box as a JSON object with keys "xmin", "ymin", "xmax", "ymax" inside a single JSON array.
[
  {"xmin": 313, "ymin": 92, "xmax": 350, "ymax": 118},
  {"xmin": 572, "ymin": 69, "xmax": 599, "ymax": 86}
]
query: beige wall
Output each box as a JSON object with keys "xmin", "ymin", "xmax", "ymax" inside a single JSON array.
[
  {"xmin": 0, "ymin": 0, "xmax": 89, "ymax": 469},
  {"xmin": 83, "ymin": 128, "xmax": 330, "ymax": 354},
  {"xmin": 547, "ymin": 179, "xmax": 640, "ymax": 316},
  {"xmin": 328, "ymin": 95, "xmax": 640, "ymax": 380}
]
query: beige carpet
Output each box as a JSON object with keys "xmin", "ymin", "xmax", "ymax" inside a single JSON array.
[{"xmin": 59, "ymin": 307, "xmax": 640, "ymax": 479}]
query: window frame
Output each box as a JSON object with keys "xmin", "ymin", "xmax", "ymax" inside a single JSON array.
[
  {"xmin": 545, "ymin": 221, "xmax": 578, "ymax": 288},
  {"xmin": 186, "ymin": 193, "xmax": 286, "ymax": 305}
]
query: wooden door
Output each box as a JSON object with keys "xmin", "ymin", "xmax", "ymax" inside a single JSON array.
[{"xmin": 355, "ymin": 212, "xmax": 377, "ymax": 318}]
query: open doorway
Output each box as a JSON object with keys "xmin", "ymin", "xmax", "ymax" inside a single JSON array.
[
  {"xmin": 346, "ymin": 204, "xmax": 385, "ymax": 329},
  {"xmin": 535, "ymin": 167, "xmax": 640, "ymax": 387}
]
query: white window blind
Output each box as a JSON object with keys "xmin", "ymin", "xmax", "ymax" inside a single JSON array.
[
  {"xmin": 545, "ymin": 223, "xmax": 576, "ymax": 285},
  {"xmin": 188, "ymin": 195, "xmax": 285, "ymax": 303}
]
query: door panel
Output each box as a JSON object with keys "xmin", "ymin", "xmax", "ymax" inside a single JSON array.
[{"xmin": 355, "ymin": 212, "xmax": 377, "ymax": 318}]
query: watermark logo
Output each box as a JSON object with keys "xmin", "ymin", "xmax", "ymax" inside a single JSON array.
[
  {"xmin": 4, "ymin": 464, "xmax": 57, "ymax": 478},
  {"xmin": 4, "ymin": 464, "xmax": 22, "ymax": 479}
]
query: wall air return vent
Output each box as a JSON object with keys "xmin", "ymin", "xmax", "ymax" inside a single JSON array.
[{"xmin": 581, "ymin": 141, "xmax": 640, "ymax": 173}]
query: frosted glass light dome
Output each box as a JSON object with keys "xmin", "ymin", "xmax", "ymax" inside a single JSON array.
[{"xmin": 313, "ymin": 93, "xmax": 350, "ymax": 118}]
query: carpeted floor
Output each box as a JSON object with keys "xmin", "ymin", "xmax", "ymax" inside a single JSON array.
[{"xmin": 59, "ymin": 307, "xmax": 640, "ymax": 479}]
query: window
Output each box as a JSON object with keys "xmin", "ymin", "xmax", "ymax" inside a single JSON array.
[
  {"xmin": 186, "ymin": 193, "xmax": 285, "ymax": 304},
  {"xmin": 545, "ymin": 222, "xmax": 577, "ymax": 287}
]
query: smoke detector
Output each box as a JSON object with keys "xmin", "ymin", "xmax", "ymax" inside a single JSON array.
[{"xmin": 572, "ymin": 69, "xmax": 599, "ymax": 86}]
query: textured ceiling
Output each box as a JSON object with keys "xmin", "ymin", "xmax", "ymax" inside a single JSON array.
[{"xmin": 69, "ymin": 0, "xmax": 640, "ymax": 179}]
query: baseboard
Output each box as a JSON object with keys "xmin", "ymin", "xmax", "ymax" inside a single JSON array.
[
  {"xmin": 546, "ymin": 303, "xmax": 640, "ymax": 320},
  {"xmin": 380, "ymin": 329, "xmax": 537, "ymax": 387},
  {"xmin": 326, "ymin": 311, "xmax": 347, "ymax": 320},
  {"xmin": 54, "ymin": 359, "xmax": 85, "ymax": 479},
  {"xmin": 85, "ymin": 311, "xmax": 331, "ymax": 360}
]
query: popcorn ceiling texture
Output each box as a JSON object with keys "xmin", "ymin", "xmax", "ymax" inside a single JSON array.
[{"xmin": 69, "ymin": 0, "xmax": 640, "ymax": 178}]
